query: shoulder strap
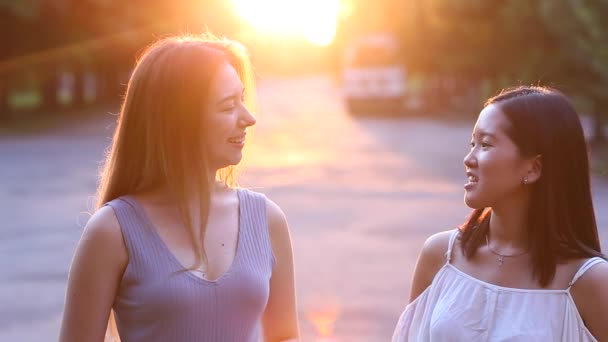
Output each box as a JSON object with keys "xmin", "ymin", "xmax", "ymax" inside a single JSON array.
[
  {"xmin": 568, "ymin": 257, "xmax": 607, "ymax": 287},
  {"xmin": 445, "ymin": 229, "xmax": 460, "ymax": 264},
  {"xmin": 103, "ymin": 196, "xmax": 152, "ymax": 260},
  {"xmin": 237, "ymin": 188, "xmax": 276, "ymax": 267}
]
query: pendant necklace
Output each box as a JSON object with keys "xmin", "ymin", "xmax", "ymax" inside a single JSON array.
[{"xmin": 485, "ymin": 234, "xmax": 529, "ymax": 266}]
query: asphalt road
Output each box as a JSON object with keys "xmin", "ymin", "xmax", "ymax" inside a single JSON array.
[{"xmin": 1, "ymin": 76, "xmax": 606, "ymax": 341}]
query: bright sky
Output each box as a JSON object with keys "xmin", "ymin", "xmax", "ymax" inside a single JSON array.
[{"xmin": 231, "ymin": 0, "xmax": 342, "ymax": 46}]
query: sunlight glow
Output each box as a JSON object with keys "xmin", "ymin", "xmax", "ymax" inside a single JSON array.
[
  {"xmin": 308, "ymin": 306, "xmax": 339, "ymax": 339},
  {"xmin": 231, "ymin": 0, "xmax": 341, "ymax": 46}
]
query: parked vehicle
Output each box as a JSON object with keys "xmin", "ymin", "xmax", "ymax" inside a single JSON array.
[{"xmin": 342, "ymin": 34, "xmax": 407, "ymax": 115}]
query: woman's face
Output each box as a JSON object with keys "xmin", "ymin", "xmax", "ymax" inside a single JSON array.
[
  {"xmin": 463, "ymin": 104, "xmax": 533, "ymax": 209},
  {"xmin": 204, "ymin": 61, "xmax": 256, "ymax": 171}
]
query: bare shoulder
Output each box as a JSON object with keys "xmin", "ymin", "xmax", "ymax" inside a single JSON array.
[
  {"xmin": 76, "ymin": 205, "xmax": 127, "ymax": 268},
  {"xmin": 570, "ymin": 257, "xmax": 608, "ymax": 340},
  {"xmin": 260, "ymin": 196, "xmax": 299, "ymax": 340},
  {"xmin": 572, "ymin": 257, "xmax": 608, "ymax": 291},
  {"xmin": 82, "ymin": 205, "xmax": 123, "ymax": 244},
  {"xmin": 70, "ymin": 204, "xmax": 128, "ymax": 284},
  {"xmin": 263, "ymin": 196, "xmax": 295, "ymax": 271},
  {"xmin": 408, "ymin": 229, "xmax": 457, "ymax": 302},
  {"xmin": 419, "ymin": 229, "xmax": 457, "ymax": 266},
  {"xmin": 60, "ymin": 205, "xmax": 127, "ymax": 342},
  {"xmin": 265, "ymin": 196, "xmax": 289, "ymax": 235}
]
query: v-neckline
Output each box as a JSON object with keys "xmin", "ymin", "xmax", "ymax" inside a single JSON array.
[{"xmin": 125, "ymin": 188, "xmax": 244, "ymax": 285}]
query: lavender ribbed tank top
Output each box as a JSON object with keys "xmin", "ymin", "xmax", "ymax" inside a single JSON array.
[{"xmin": 106, "ymin": 189, "xmax": 275, "ymax": 342}]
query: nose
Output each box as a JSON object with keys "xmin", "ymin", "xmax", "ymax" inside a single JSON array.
[
  {"xmin": 238, "ymin": 106, "xmax": 256, "ymax": 128},
  {"xmin": 463, "ymin": 148, "xmax": 477, "ymax": 169}
]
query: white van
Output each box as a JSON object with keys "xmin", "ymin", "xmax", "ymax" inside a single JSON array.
[{"xmin": 342, "ymin": 34, "xmax": 407, "ymax": 115}]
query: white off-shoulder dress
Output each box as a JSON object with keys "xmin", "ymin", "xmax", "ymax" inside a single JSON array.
[{"xmin": 392, "ymin": 230, "xmax": 606, "ymax": 342}]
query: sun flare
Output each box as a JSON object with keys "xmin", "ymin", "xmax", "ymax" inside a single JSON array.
[
  {"xmin": 307, "ymin": 306, "xmax": 339, "ymax": 339},
  {"xmin": 231, "ymin": 0, "xmax": 341, "ymax": 46}
]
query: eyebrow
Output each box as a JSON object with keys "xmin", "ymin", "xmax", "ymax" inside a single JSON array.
[
  {"xmin": 472, "ymin": 131, "xmax": 497, "ymax": 139},
  {"xmin": 216, "ymin": 95, "xmax": 238, "ymax": 106},
  {"xmin": 216, "ymin": 88, "xmax": 245, "ymax": 106}
]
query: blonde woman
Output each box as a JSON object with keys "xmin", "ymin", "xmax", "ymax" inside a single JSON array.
[{"xmin": 60, "ymin": 35, "xmax": 300, "ymax": 342}]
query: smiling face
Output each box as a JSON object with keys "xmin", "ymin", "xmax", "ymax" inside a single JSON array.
[
  {"xmin": 463, "ymin": 104, "xmax": 537, "ymax": 209},
  {"xmin": 204, "ymin": 61, "xmax": 256, "ymax": 171}
]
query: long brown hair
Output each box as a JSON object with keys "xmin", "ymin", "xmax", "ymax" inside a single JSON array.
[
  {"xmin": 459, "ymin": 86, "xmax": 605, "ymax": 287},
  {"xmin": 97, "ymin": 34, "xmax": 256, "ymax": 269}
]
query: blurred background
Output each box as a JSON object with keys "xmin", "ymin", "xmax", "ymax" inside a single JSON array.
[{"xmin": 1, "ymin": 1, "xmax": 607, "ymax": 341}]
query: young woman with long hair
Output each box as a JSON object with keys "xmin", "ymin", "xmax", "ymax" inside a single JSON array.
[
  {"xmin": 60, "ymin": 34, "xmax": 300, "ymax": 342},
  {"xmin": 393, "ymin": 86, "xmax": 607, "ymax": 341}
]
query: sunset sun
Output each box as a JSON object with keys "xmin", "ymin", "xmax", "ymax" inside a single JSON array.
[{"xmin": 231, "ymin": 0, "xmax": 341, "ymax": 46}]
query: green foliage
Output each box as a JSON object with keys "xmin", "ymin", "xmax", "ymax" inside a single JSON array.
[
  {"xmin": 397, "ymin": 1, "xmax": 607, "ymax": 118},
  {"xmin": 541, "ymin": 1, "xmax": 608, "ymax": 98},
  {"xmin": 8, "ymin": 89, "xmax": 41, "ymax": 109}
]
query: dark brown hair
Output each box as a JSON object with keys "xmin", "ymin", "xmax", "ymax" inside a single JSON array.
[{"xmin": 459, "ymin": 86, "xmax": 605, "ymax": 287}]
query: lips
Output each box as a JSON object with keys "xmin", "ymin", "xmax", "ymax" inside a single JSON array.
[
  {"xmin": 465, "ymin": 171, "xmax": 478, "ymax": 190},
  {"xmin": 227, "ymin": 134, "xmax": 246, "ymax": 144}
]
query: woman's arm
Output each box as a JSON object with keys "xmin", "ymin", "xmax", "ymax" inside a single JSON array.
[
  {"xmin": 571, "ymin": 261, "xmax": 608, "ymax": 341},
  {"xmin": 409, "ymin": 230, "xmax": 453, "ymax": 302},
  {"xmin": 262, "ymin": 198, "xmax": 300, "ymax": 342},
  {"xmin": 59, "ymin": 206, "xmax": 128, "ymax": 342}
]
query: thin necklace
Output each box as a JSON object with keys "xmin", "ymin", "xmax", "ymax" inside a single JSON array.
[{"xmin": 485, "ymin": 234, "xmax": 529, "ymax": 266}]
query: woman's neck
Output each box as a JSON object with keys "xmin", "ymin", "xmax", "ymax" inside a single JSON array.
[{"xmin": 488, "ymin": 198, "xmax": 530, "ymax": 251}]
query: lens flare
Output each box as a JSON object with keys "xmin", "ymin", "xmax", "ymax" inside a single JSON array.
[
  {"xmin": 231, "ymin": 0, "xmax": 341, "ymax": 46},
  {"xmin": 307, "ymin": 305, "xmax": 339, "ymax": 339}
]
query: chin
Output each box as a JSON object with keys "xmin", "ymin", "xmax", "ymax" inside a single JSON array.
[
  {"xmin": 464, "ymin": 194, "xmax": 486, "ymax": 209},
  {"xmin": 214, "ymin": 154, "xmax": 243, "ymax": 168},
  {"xmin": 226, "ymin": 156, "xmax": 243, "ymax": 167}
]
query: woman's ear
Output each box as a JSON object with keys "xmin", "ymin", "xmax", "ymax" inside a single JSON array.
[{"xmin": 525, "ymin": 154, "xmax": 542, "ymax": 184}]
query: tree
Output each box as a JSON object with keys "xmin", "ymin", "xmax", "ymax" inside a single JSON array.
[
  {"xmin": 387, "ymin": 0, "xmax": 607, "ymax": 134},
  {"xmin": 1, "ymin": 0, "xmax": 242, "ymax": 116},
  {"xmin": 540, "ymin": 0, "xmax": 608, "ymax": 143}
]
